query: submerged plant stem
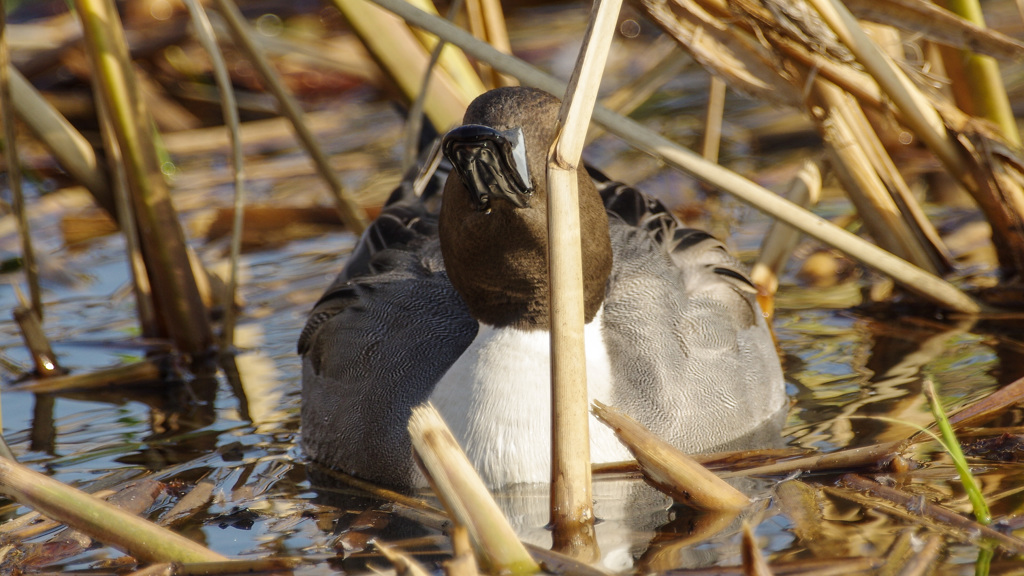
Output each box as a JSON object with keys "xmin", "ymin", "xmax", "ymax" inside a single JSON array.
[
  {"xmin": 924, "ymin": 378, "xmax": 991, "ymax": 525},
  {"xmin": 835, "ymin": 474, "xmax": 1021, "ymax": 553}
]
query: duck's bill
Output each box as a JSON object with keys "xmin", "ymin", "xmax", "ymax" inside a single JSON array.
[{"xmin": 442, "ymin": 125, "xmax": 533, "ymax": 210}]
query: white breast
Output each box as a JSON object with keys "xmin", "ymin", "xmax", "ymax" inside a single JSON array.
[{"xmin": 427, "ymin": 308, "xmax": 631, "ymax": 487}]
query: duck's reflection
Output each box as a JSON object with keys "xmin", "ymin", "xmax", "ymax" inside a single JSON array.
[{"xmin": 307, "ymin": 462, "xmax": 777, "ymax": 572}]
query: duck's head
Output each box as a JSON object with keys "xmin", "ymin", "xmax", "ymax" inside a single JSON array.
[{"xmin": 439, "ymin": 87, "xmax": 612, "ymax": 331}]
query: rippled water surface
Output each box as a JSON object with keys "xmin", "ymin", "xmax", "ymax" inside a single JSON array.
[{"xmin": 3, "ymin": 2, "xmax": 1024, "ymax": 574}]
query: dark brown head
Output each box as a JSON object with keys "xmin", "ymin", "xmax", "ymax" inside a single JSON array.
[{"xmin": 438, "ymin": 87, "xmax": 612, "ymax": 330}]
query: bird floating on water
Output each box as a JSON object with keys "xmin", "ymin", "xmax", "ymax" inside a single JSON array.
[{"xmin": 299, "ymin": 86, "xmax": 787, "ymax": 489}]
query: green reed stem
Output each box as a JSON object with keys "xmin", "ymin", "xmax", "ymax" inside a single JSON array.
[
  {"xmin": 924, "ymin": 378, "xmax": 991, "ymax": 525},
  {"xmin": 975, "ymin": 545, "xmax": 993, "ymax": 576},
  {"xmin": 942, "ymin": 0, "xmax": 1020, "ymax": 147}
]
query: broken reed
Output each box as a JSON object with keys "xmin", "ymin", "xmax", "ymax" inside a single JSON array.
[{"xmin": 408, "ymin": 404, "xmax": 538, "ymax": 576}]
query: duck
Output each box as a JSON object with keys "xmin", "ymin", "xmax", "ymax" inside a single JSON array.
[{"xmin": 299, "ymin": 86, "xmax": 787, "ymax": 490}]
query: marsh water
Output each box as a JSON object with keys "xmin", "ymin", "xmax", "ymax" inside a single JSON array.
[{"xmin": 4, "ymin": 2, "xmax": 1024, "ymax": 573}]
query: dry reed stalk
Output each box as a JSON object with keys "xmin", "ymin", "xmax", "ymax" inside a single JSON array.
[
  {"xmin": 810, "ymin": 80, "xmax": 942, "ymax": 273},
  {"xmin": 832, "ymin": 474, "xmax": 1024, "ymax": 554},
  {"xmin": 644, "ymin": 0, "xmax": 951, "ymax": 276},
  {"xmin": 954, "ymin": 137, "xmax": 1024, "ymax": 282},
  {"xmin": 593, "ymin": 446, "xmax": 808, "ymax": 475},
  {"xmin": 465, "ymin": 0, "xmax": 516, "ymax": 88},
  {"xmin": 135, "ymin": 67, "xmax": 200, "ymax": 132},
  {"xmin": 160, "ymin": 108, "xmax": 351, "ymax": 156},
  {"xmin": 311, "ymin": 436, "xmax": 704, "ymax": 573},
  {"xmin": 403, "ymin": 0, "xmax": 486, "ymax": 102},
  {"xmin": 807, "ymin": 0, "xmax": 965, "ymax": 180},
  {"xmin": 365, "ymin": 0, "xmax": 982, "ymax": 314},
  {"xmin": 701, "ymin": 77, "xmax": 726, "ymax": 163},
  {"xmin": 718, "ymin": 440, "xmax": 907, "ymax": 478},
  {"xmin": 7, "ymin": 360, "xmax": 161, "ymax": 393},
  {"xmin": 7, "ymin": 67, "xmax": 111, "ymax": 207},
  {"xmin": 182, "ymin": 0, "xmax": 246, "ymax": 348},
  {"xmin": 845, "ymin": 0, "xmax": 1024, "ymax": 60},
  {"xmin": 592, "ymin": 401, "xmax": 749, "ymax": 510},
  {"xmin": 751, "ymin": 160, "xmax": 821, "ymax": 314},
  {"xmin": 0, "ymin": 435, "xmax": 11, "ymax": 462},
  {"xmin": 0, "ymin": 458, "xmax": 226, "ymax": 563},
  {"xmin": 325, "ymin": 496, "xmax": 597, "ymax": 576},
  {"xmin": 711, "ymin": 0, "xmax": 890, "ymax": 117},
  {"xmin": 408, "ymin": 404, "xmax": 538, "ymax": 575},
  {"xmin": 847, "ymin": 105, "xmax": 953, "ymax": 275},
  {"xmin": 94, "ymin": 94, "xmax": 159, "ymax": 339},
  {"xmin": 374, "ymin": 539, "xmax": 433, "ymax": 576},
  {"xmin": 0, "ymin": 10, "xmax": 41, "ymax": 316},
  {"xmin": 0, "ymin": 507, "xmax": 67, "ymax": 540},
  {"xmin": 712, "ymin": 0, "xmax": 1024, "ymax": 278},
  {"xmin": 604, "ymin": 113, "xmax": 981, "ymax": 313},
  {"xmin": 547, "ymin": 0, "xmax": 622, "ymax": 559},
  {"xmin": 741, "ymin": 522, "xmax": 773, "ymax": 575},
  {"xmin": 216, "ymin": 25, "xmax": 381, "ymax": 83},
  {"xmin": 481, "ymin": 0, "xmax": 516, "ymax": 88},
  {"xmin": 12, "ymin": 305, "xmax": 62, "ymax": 378},
  {"xmin": 584, "ymin": 39, "xmax": 689, "ymax": 144},
  {"xmin": 37, "ymin": 479, "xmax": 164, "ymax": 561},
  {"xmin": 74, "ymin": 0, "xmax": 214, "ymax": 358},
  {"xmin": 158, "ymin": 477, "xmax": 215, "ymax": 527},
  {"xmin": 445, "ymin": 525, "xmax": 480, "ymax": 576},
  {"xmin": 330, "ymin": 0, "xmax": 471, "ymax": 130},
  {"xmin": 147, "ymin": 558, "xmax": 303, "ymax": 575},
  {"xmin": 402, "ymin": 0, "xmax": 463, "ymax": 174},
  {"xmin": 213, "ymin": 0, "xmax": 368, "ymax": 236},
  {"xmin": 639, "ymin": 0, "xmax": 800, "ymax": 107},
  {"xmin": 826, "ymin": 486, "xmax": 975, "ymax": 547}
]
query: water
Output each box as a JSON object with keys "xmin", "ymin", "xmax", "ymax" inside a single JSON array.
[{"xmin": 3, "ymin": 2, "xmax": 1024, "ymax": 573}]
